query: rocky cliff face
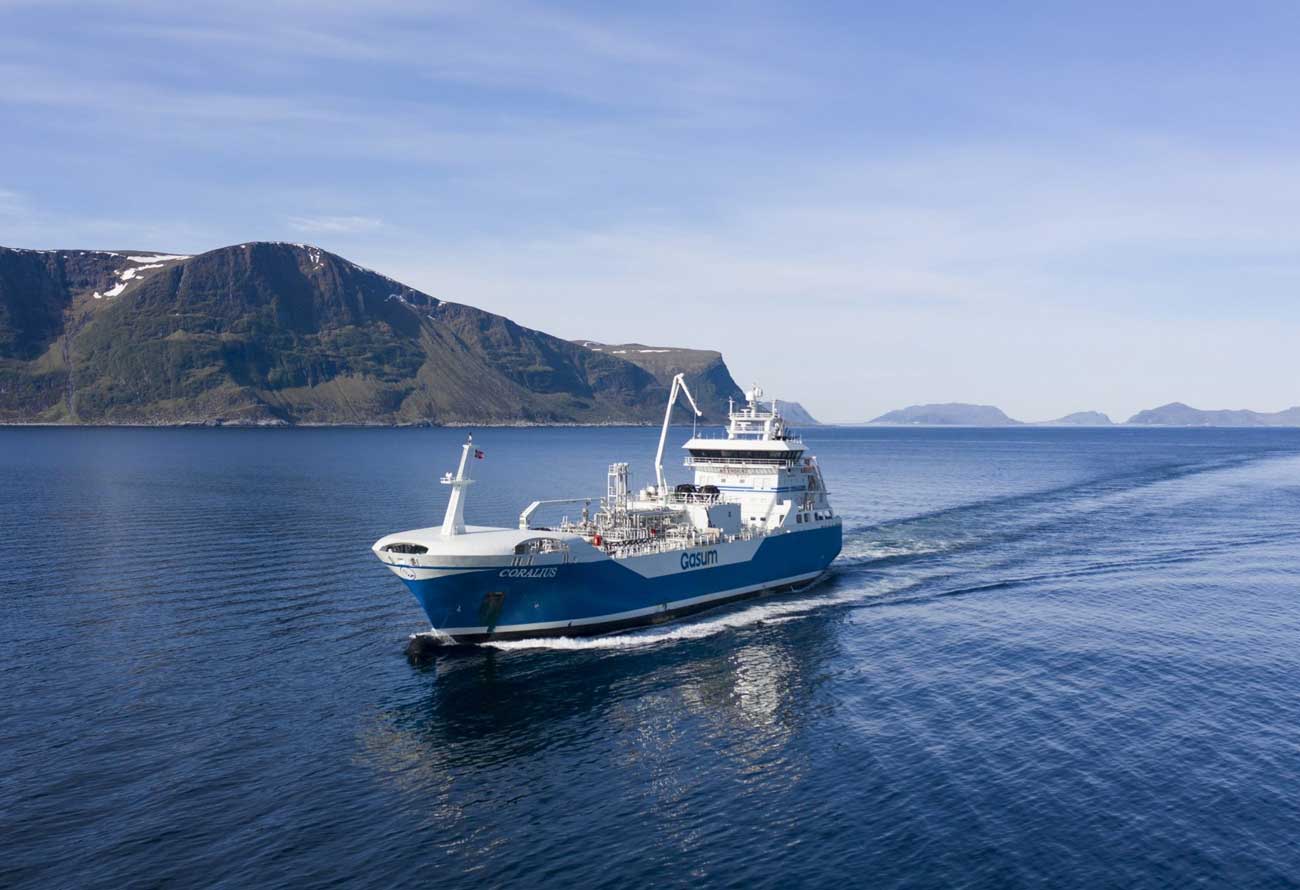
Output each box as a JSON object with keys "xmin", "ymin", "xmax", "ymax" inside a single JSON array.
[
  {"xmin": 572, "ymin": 341, "xmax": 742, "ymax": 422},
  {"xmin": 0, "ymin": 243, "xmax": 742, "ymax": 425},
  {"xmin": 0, "ymin": 248, "xmax": 194, "ymax": 421}
]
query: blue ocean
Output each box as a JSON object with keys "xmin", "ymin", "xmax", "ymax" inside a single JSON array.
[{"xmin": 4, "ymin": 426, "xmax": 1300, "ymax": 888}]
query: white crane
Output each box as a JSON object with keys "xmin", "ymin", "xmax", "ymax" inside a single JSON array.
[{"xmin": 654, "ymin": 373, "xmax": 701, "ymax": 501}]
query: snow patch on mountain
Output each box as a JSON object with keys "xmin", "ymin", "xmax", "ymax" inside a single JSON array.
[{"xmin": 92, "ymin": 258, "xmax": 173, "ymax": 299}]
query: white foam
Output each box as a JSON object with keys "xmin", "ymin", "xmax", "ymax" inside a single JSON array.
[
  {"xmin": 838, "ymin": 538, "xmax": 948, "ymax": 561},
  {"xmin": 479, "ymin": 575, "xmax": 894, "ymax": 653},
  {"xmin": 412, "ymin": 628, "xmax": 457, "ymax": 645}
]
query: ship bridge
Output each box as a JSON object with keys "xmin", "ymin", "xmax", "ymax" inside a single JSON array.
[
  {"xmin": 675, "ymin": 387, "xmax": 829, "ymax": 534},
  {"xmin": 682, "ymin": 385, "xmax": 805, "ymax": 464}
]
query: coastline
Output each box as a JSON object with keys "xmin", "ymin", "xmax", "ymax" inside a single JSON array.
[
  {"xmin": 7, "ymin": 420, "xmax": 1300, "ymax": 430},
  {"xmin": 0, "ymin": 419, "xmax": 665, "ymax": 429}
]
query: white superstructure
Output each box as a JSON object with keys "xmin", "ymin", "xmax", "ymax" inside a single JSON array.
[
  {"xmin": 372, "ymin": 381, "xmax": 841, "ymax": 643},
  {"xmin": 679, "ymin": 385, "xmax": 833, "ymax": 534}
]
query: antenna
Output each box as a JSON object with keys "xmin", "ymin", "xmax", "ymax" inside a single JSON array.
[{"xmin": 439, "ymin": 434, "xmax": 476, "ymax": 536}]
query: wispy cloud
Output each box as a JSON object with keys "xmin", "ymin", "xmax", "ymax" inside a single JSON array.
[
  {"xmin": 4, "ymin": 2, "xmax": 1300, "ymax": 420},
  {"xmin": 0, "ymin": 187, "xmax": 23, "ymax": 216},
  {"xmin": 288, "ymin": 215, "xmax": 384, "ymax": 234},
  {"xmin": 368, "ymin": 138, "xmax": 1300, "ymax": 422}
]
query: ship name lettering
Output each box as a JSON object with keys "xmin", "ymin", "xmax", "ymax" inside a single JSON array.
[
  {"xmin": 499, "ymin": 567, "xmax": 559, "ymax": 579},
  {"xmin": 680, "ymin": 549, "xmax": 719, "ymax": 570}
]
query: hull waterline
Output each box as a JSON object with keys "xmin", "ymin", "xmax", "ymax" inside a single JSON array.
[
  {"xmin": 400, "ymin": 524, "xmax": 842, "ymax": 643},
  {"xmin": 375, "ymin": 385, "xmax": 843, "ymax": 647}
]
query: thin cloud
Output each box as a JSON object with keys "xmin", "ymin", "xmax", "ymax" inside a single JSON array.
[
  {"xmin": 0, "ymin": 187, "xmax": 22, "ymax": 215},
  {"xmin": 287, "ymin": 215, "xmax": 383, "ymax": 234},
  {"xmin": 369, "ymin": 141, "xmax": 1300, "ymax": 422},
  {"xmin": 6, "ymin": 2, "xmax": 1299, "ymax": 421}
]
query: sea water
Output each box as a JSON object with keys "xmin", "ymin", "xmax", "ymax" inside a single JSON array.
[{"xmin": 3, "ymin": 426, "xmax": 1300, "ymax": 888}]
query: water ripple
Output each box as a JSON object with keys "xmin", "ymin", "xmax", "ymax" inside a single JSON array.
[{"xmin": 5, "ymin": 427, "xmax": 1300, "ymax": 888}]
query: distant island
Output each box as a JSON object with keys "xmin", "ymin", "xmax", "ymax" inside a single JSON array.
[
  {"xmin": 1043, "ymin": 411, "xmax": 1113, "ymax": 426},
  {"xmin": 867, "ymin": 402, "xmax": 1300, "ymax": 427},
  {"xmin": 1125, "ymin": 402, "xmax": 1300, "ymax": 427},
  {"xmin": 870, "ymin": 403, "xmax": 1020, "ymax": 426},
  {"xmin": 0, "ymin": 242, "xmax": 821, "ymax": 427},
  {"xmin": 776, "ymin": 401, "xmax": 820, "ymax": 425}
]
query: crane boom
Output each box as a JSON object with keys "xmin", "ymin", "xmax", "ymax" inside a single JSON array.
[
  {"xmin": 518, "ymin": 497, "xmax": 595, "ymax": 529},
  {"xmin": 654, "ymin": 373, "xmax": 702, "ymax": 499}
]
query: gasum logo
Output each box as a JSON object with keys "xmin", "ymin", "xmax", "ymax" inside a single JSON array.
[
  {"xmin": 680, "ymin": 549, "xmax": 719, "ymax": 570},
  {"xmin": 499, "ymin": 567, "xmax": 558, "ymax": 579}
]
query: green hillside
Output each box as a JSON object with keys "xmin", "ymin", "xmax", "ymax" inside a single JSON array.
[{"xmin": 0, "ymin": 243, "xmax": 743, "ymax": 426}]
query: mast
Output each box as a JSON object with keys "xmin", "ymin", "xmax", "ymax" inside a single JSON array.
[
  {"xmin": 654, "ymin": 373, "xmax": 701, "ymax": 500},
  {"xmin": 440, "ymin": 435, "xmax": 476, "ymax": 536}
]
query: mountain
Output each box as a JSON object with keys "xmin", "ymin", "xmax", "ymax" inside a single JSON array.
[
  {"xmin": 776, "ymin": 401, "xmax": 820, "ymax": 425},
  {"xmin": 1126, "ymin": 402, "xmax": 1300, "ymax": 427},
  {"xmin": 0, "ymin": 243, "xmax": 744, "ymax": 426},
  {"xmin": 1037, "ymin": 411, "xmax": 1113, "ymax": 426},
  {"xmin": 869, "ymin": 403, "xmax": 1021, "ymax": 426},
  {"xmin": 572, "ymin": 341, "xmax": 741, "ymax": 420}
]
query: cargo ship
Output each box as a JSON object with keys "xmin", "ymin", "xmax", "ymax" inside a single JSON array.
[{"xmin": 373, "ymin": 380, "xmax": 841, "ymax": 643}]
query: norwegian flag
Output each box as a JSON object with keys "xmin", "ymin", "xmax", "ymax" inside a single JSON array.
[{"xmin": 474, "ymin": 449, "xmax": 485, "ymax": 459}]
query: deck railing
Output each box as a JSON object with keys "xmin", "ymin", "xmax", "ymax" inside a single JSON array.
[{"xmin": 683, "ymin": 456, "xmax": 795, "ymax": 468}]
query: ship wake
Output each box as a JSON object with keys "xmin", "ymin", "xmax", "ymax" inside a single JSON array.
[{"xmin": 479, "ymin": 572, "xmax": 898, "ymax": 652}]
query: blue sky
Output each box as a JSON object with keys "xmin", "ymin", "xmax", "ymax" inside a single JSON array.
[{"xmin": 3, "ymin": 1, "xmax": 1298, "ymax": 422}]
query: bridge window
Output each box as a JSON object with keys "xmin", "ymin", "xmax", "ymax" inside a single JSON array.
[{"xmin": 688, "ymin": 449, "xmax": 804, "ymax": 461}]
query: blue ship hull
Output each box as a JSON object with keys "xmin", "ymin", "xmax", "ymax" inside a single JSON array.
[{"xmin": 401, "ymin": 524, "xmax": 842, "ymax": 642}]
